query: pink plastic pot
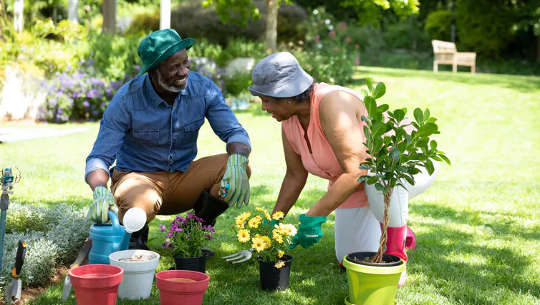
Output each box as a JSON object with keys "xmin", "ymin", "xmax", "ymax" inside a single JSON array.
[
  {"xmin": 69, "ymin": 264, "xmax": 123, "ymax": 305},
  {"xmin": 155, "ymin": 270, "xmax": 210, "ymax": 305}
]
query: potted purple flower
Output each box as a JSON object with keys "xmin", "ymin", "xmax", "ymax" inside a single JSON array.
[{"xmin": 161, "ymin": 212, "xmax": 215, "ymax": 273}]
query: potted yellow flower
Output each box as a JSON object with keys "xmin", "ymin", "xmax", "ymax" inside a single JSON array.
[{"xmin": 234, "ymin": 208, "xmax": 297, "ymax": 291}]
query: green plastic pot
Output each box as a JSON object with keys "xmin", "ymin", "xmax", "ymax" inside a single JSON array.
[{"xmin": 342, "ymin": 252, "xmax": 405, "ymax": 305}]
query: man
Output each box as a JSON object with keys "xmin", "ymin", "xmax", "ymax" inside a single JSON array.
[{"xmin": 85, "ymin": 29, "xmax": 251, "ymax": 249}]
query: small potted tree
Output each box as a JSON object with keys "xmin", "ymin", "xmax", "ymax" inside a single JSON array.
[{"xmin": 342, "ymin": 79, "xmax": 450, "ymax": 305}]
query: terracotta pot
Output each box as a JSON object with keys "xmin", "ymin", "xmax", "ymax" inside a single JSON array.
[
  {"xmin": 156, "ymin": 270, "xmax": 210, "ymax": 305},
  {"xmin": 69, "ymin": 264, "xmax": 123, "ymax": 305}
]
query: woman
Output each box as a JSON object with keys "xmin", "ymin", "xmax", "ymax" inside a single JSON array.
[{"xmin": 248, "ymin": 52, "xmax": 438, "ymax": 286}]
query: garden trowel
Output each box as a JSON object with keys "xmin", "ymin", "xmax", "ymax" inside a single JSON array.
[
  {"xmin": 4, "ymin": 240, "xmax": 26, "ymax": 304},
  {"xmin": 61, "ymin": 238, "xmax": 92, "ymax": 300}
]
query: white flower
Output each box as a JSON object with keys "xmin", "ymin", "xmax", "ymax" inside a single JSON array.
[{"xmin": 313, "ymin": 9, "xmax": 319, "ymax": 15}]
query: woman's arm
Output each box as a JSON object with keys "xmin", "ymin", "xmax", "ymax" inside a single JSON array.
[
  {"xmin": 273, "ymin": 128, "xmax": 308, "ymax": 215},
  {"xmin": 306, "ymin": 90, "xmax": 368, "ymax": 217}
]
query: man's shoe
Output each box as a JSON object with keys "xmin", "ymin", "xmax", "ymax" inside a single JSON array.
[
  {"xmin": 193, "ymin": 190, "xmax": 229, "ymax": 227},
  {"xmin": 129, "ymin": 224, "xmax": 149, "ymax": 250}
]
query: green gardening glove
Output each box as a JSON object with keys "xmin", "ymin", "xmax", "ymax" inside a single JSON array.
[
  {"xmin": 289, "ymin": 214, "xmax": 327, "ymax": 249},
  {"xmin": 88, "ymin": 186, "xmax": 117, "ymax": 223},
  {"xmin": 220, "ymin": 153, "xmax": 250, "ymax": 208}
]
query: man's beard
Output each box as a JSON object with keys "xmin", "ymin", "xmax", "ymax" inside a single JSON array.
[{"xmin": 156, "ymin": 70, "xmax": 185, "ymax": 93}]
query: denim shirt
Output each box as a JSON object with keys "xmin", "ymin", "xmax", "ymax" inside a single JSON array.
[{"xmin": 85, "ymin": 71, "xmax": 251, "ymax": 178}]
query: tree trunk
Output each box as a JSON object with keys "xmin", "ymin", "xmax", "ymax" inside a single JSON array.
[
  {"xmin": 68, "ymin": 0, "xmax": 78, "ymax": 23},
  {"xmin": 264, "ymin": 0, "xmax": 278, "ymax": 53},
  {"xmin": 13, "ymin": 0, "xmax": 24, "ymax": 32},
  {"xmin": 537, "ymin": 35, "xmax": 540, "ymax": 62},
  {"xmin": 160, "ymin": 0, "xmax": 171, "ymax": 29},
  {"xmin": 372, "ymin": 187, "xmax": 393, "ymax": 263},
  {"xmin": 102, "ymin": 0, "xmax": 116, "ymax": 34}
]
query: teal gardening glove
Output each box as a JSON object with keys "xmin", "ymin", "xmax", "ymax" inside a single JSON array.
[
  {"xmin": 289, "ymin": 214, "xmax": 327, "ymax": 249},
  {"xmin": 220, "ymin": 153, "xmax": 250, "ymax": 207},
  {"xmin": 88, "ymin": 186, "xmax": 117, "ymax": 223}
]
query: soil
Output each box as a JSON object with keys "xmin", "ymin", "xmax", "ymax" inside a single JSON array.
[
  {"xmin": 118, "ymin": 253, "xmax": 152, "ymax": 262},
  {"xmin": 166, "ymin": 277, "xmax": 196, "ymax": 283}
]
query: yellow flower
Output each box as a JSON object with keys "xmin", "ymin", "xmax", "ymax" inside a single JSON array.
[
  {"xmin": 261, "ymin": 236, "xmax": 272, "ymax": 249},
  {"xmin": 256, "ymin": 207, "xmax": 271, "ymax": 220},
  {"xmin": 235, "ymin": 220, "xmax": 245, "ymax": 229},
  {"xmin": 237, "ymin": 229, "xmax": 250, "ymax": 243},
  {"xmin": 248, "ymin": 215, "xmax": 262, "ymax": 228},
  {"xmin": 272, "ymin": 211, "xmax": 284, "ymax": 220},
  {"xmin": 277, "ymin": 250, "xmax": 285, "ymax": 258},
  {"xmin": 274, "ymin": 260, "xmax": 285, "ymax": 269},
  {"xmin": 235, "ymin": 211, "xmax": 251, "ymax": 223},
  {"xmin": 252, "ymin": 237, "xmax": 266, "ymax": 252},
  {"xmin": 272, "ymin": 229, "xmax": 283, "ymax": 244}
]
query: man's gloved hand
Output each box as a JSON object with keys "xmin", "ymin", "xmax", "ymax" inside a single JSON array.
[
  {"xmin": 220, "ymin": 153, "xmax": 250, "ymax": 208},
  {"xmin": 88, "ymin": 186, "xmax": 116, "ymax": 223},
  {"xmin": 289, "ymin": 214, "xmax": 327, "ymax": 249}
]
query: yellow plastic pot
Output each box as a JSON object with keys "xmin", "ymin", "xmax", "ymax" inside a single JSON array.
[{"xmin": 342, "ymin": 252, "xmax": 405, "ymax": 305}]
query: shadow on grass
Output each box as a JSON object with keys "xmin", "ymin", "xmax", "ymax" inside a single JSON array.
[
  {"xmin": 410, "ymin": 203, "xmax": 540, "ymax": 304},
  {"xmin": 352, "ymin": 67, "xmax": 540, "ymax": 93}
]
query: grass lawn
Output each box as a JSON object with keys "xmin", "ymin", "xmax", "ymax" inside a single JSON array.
[{"xmin": 1, "ymin": 66, "xmax": 539, "ymax": 305}]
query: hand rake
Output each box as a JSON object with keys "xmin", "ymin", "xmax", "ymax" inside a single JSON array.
[{"xmin": 222, "ymin": 249, "xmax": 254, "ymax": 264}]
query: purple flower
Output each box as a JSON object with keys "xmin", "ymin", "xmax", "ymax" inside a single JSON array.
[
  {"xmin": 83, "ymin": 101, "xmax": 90, "ymax": 108},
  {"xmin": 166, "ymin": 232, "xmax": 174, "ymax": 238},
  {"xmin": 160, "ymin": 225, "xmax": 167, "ymax": 232}
]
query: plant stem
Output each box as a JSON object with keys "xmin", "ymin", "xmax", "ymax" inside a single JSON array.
[{"xmin": 372, "ymin": 187, "xmax": 393, "ymax": 263}]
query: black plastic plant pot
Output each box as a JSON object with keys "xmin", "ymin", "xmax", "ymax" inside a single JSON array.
[
  {"xmin": 174, "ymin": 254, "xmax": 207, "ymax": 273},
  {"xmin": 258, "ymin": 255, "xmax": 293, "ymax": 291},
  {"xmin": 346, "ymin": 252, "xmax": 402, "ymax": 267}
]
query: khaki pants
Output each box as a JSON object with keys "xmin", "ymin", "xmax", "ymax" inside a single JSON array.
[{"xmin": 110, "ymin": 154, "xmax": 249, "ymax": 223}]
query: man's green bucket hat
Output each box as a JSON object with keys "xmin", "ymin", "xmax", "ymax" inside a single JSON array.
[{"xmin": 137, "ymin": 29, "xmax": 194, "ymax": 75}]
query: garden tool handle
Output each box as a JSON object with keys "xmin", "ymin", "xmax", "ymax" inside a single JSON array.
[
  {"xmin": 12, "ymin": 240, "xmax": 26, "ymax": 277},
  {"xmin": 70, "ymin": 239, "xmax": 92, "ymax": 269}
]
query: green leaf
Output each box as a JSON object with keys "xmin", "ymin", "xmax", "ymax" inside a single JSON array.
[
  {"xmin": 366, "ymin": 78, "xmax": 373, "ymax": 92},
  {"xmin": 377, "ymin": 104, "xmax": 389, "ymax": 113},
  {"xmin": 367, "ymin": 176, "xmax": 378, "ymax": 185},
  {"xmin": 424, "ymin": 108, "xmax": 430, "ymax": 120},
  {"xmin": 391, "ymin": 148, "xmax": 400, "ymax": 161},
  {"xmin": 358, "ymin": 176, "xmax": 368, "ymax": 183},
  {"xmin": 430, "ymin": 140, "xmax": 438, "ymax": 150},
  {"xmin": 364, "ymin": 96, "xmax": 376, "ymax": 116},
  {"xmin": 439, "ymin": 153, "xmax": 451, "ymax": 165},
  {"xmin": 414, "ymin": 108, "xmax": 423, "ymax": 124},
  {"xmin": 426, "ymin": 159, "xmax": 434, "ymax": 175},
  {"xmin": 375, "ymin": 183, "xmax": 384, "ymax": 192},
  {"xmin": 359, "ymin": 163, "xmax": 370, "ymax": 170},
  {"xmin": 373, "ymin": 82, "xmax": 386, "ymax": 99},
  {"xmin": 394, "ymin": 109, "xmax": 405, "ymax": 122}
]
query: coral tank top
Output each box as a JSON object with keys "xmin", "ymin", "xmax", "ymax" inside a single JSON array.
[{"xmin": 282, "ymin": 83, "xmax": 368, "ymax": 209}]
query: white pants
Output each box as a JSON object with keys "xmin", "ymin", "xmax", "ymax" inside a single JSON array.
[{"xmin": 334, "ymin": 165, "xmax": 438, "ymax": 262}]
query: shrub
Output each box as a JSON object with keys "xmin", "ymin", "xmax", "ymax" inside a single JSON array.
[
  {"xmin": 425, "ymin": 10, "xmax": 452, "ymax": 41},
  {"xmin": 124, "ymin": 9, "xmax": 160, "ymax": 35},
  {"xmin": 1, "ymin": 202, "xmax": 91, "ymax": 287},
  {"xmin": 39, "ymin": 60, "xmax": 126, "ymax": 123}
]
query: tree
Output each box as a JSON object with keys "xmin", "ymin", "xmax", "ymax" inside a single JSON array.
[
  {"xmin": 203, "ymin": 0, "xmax": 419, "ymax": 53},
  {"xmin": 202, "ymin": 0, "xmax": 286, "ymax": 53},
  {"xmin": 294, "ymin": 0, "xmax": 419, "ymax": 26},
  {"xmin": 102, "ymin": 0, "xmax": 116, "ymax": 34}
]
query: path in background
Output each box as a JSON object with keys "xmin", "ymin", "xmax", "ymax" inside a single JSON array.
[{"xmin": 0, "ymin": 126, "xmax": 88, "ymax": 143}]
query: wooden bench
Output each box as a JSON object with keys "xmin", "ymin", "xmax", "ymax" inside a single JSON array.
[{"xmin": 432, "ymin": 40, "xmax": 476, "ymax": 73}]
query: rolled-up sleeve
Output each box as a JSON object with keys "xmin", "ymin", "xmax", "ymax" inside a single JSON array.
[
  {"xmin": 85, "ymin": 94, "xmax": 131, "ymax": 179},
  {"xmin": 205, "ymin": 81, "xmax": 251, "ymax": 148}
]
